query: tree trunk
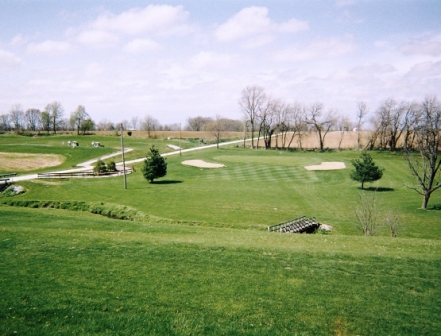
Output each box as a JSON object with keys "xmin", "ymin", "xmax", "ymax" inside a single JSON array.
[
  {"xmin": 361, "ymin": 181, "xmax": 364, "ymax": 190},
  {"xmin": 422, "ymin": 193, "xmax": 430, "ymax": 210}
]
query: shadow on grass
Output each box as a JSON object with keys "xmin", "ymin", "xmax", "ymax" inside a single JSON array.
[
  {"xmin": 361, "ymin": 187, "xmax": 395, "ymax": 192},
  {"xmin": 151, "ymin": 180, "xmax": 183, "ymax": 185},
  {"xmin": 429, "ymin": 204, "xmax": 441, "ymax": 210}
]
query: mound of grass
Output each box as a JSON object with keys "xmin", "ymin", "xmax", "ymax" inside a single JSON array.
[{"xmin": 1, "ymin": 207, "xmax": 440, "ymax": 335}]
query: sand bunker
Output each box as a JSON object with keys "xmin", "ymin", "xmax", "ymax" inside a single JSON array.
[
  {"xmin": 304, "ymin": 162, "xmax": 346, "ymax": 171},
  {"xmin": 0, "ymin": 152, "xmax": 64, "ymax": 172},
  {"xmin": 182, "ymin": 160, "xmax": 225, "ymax": 168}
]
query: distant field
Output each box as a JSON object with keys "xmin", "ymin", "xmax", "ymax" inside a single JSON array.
[{"xmin": 1, "ymin": 133, "xmax": 440, "ymax": 334}]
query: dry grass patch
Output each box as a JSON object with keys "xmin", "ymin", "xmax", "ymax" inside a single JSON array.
[{"xmin": 0, "ymin": 152, "xmax": 65, "ymax": 172}]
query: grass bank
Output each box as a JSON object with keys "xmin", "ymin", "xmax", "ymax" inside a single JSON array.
[{"xmin": 1, "ymin": 207, "xmax": 440, "ymax": 335}]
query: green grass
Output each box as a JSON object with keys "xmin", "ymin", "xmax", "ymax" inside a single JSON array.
[
  {"xmin": 1, "ymin": 135, "xmax": 441, "ymax": 334},
  {"xmin": 6, "ymin": 146, "xmax": 441, "ymax": 238},
  {"xmin": 1, "ymin": 207, "xmax": 440, "ymax": 335}
]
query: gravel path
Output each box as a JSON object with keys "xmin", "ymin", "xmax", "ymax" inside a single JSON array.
[{"xmin": 6, "ymin": 138, "xmax": 245, "ymax": 183}]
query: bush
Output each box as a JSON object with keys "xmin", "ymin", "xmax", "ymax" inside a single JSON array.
[
  {"xmin": 107, "ymin": 161, "xmax": 117, "ymax": 172},
  {"xmin": 93, "ymin": 160, "xmax": 107, "ymax": 175}
]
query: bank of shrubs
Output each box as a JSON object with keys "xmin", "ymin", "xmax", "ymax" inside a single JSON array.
[{"xmin": 1, "ymin": 199, "xmax": 158, "ymax": 222}]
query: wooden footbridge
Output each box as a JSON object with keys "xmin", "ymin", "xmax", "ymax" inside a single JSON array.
[{"xmin": 268, "ymin": 216, "xmax": 320, "ymax": 234}]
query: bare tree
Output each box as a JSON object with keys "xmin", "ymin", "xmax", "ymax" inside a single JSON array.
[
  {"xmin": 239, "ymin": 86, "xmax": 267, "ymax": 149},
  {"xmin": 40, "ymin": 111, "xmax": 51, "ymax": 133},
  {"xmin": 404, "ymin": 96, "xmax": 441, "ymax": 209},
  {"xmin": 46, "ymin": 101, "xmax": 64, "ymax": 134},
  {"xmin": 96, "ymin": 119, "xmax": 115, "ymax": 131},
  {"xmin": 356, "ymin": 101, "xmax": 369, "ymax": 150},
  {"xmin": 259, "ymin": 98, "xmax": 277, "ymax": 149},
  {"xmin": 141, "ymin": 115, "xmax": 160, "ymax": 138},
  {"xmin": 337, "ymin": 114, "xmax": 352, "ymax": 151},
  {"xmin": 0, "ymin": 113, "xmax": 11, "ymax": 131},
  {"xmin": 130, "ymin": 116, "xmax": 140, "ymax": 130},
  {"xmin": 70, "ymin": 105, "xmax": 89, "ymax": 135},
  {"xmin": 205, "ymin": 115, "xmax": 224, "ymax": 149},
  {"xmin": 186, "ymin": 116, "xmax": 213, "ymax": 131},
  {"xmin": 384, "ymin": 210, "xmax": 402, "ymax": 237},
  {"xmin": 24, "ymin": 108, "xmax": 41, "ymax": 131},
  {"xmin": 375, "ymin": 98, "xmax": 412, "ymax": 151},
  {"xmin": 305, "ymin": 102, "xmax": 336, "ymax": 151},
  {"xmin": 354, "ymin": 191, "xmax": 381, "ymax": 236},
  {"xmin": 272, "ymin": 99, "xmax": 290, "ymax": 149},
  {"xmin": 9, "ymin": 104, "xmax": 24, "ymax": 132}
]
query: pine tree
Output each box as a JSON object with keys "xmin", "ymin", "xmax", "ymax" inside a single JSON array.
[
  {"xmin": 350, "ymin": 152, "xmax": 384, "ymax": 189},
  {"xmin": 142, "ymin": 146, "xmax": 167, "ymax": 183}
]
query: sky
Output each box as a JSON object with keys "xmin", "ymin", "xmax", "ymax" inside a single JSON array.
[{"xmin": 0, "ymin": 0, "xmax": 440, "ymax": 126}]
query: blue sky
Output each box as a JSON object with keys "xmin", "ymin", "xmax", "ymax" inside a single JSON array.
[{"xmin": 1, "ymin": 0, "xmax": 440, "ymax": 125}]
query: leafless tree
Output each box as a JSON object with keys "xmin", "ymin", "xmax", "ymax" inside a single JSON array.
[
  {"xmin": 45, "ymin": 101, "xmax": 64, "ymax": 134},
  {"xmin": 354, "ymin": 191, "xmax": 381, "ymax": 236},
  {"xmin": 160, "ymin": 123, "xmax": 181, "ymax": 131},
  {"xmin": 0, "ymin": 113, "xmax": 11, "ymax": 131},
  {"xmin": 205, "ymin": 115, "xmax": 225, "ymax": 149},
  {"xmin": 130, "ymin": 116, "xmax": 140, "ymax": 130},
  {"xmin": 96, "ymin": 119, "xmax": 115, "ymax": 131},
  {"xmin": 186, "ymin": 116, "xmax": 213, "ymax": 131},
  {"xmin": 272, "ymin": 99, "xmax": 290, "ymax": 149},
  {"xmin": 305, "ymin": 102, "xmax": 336, "ymax": 151},
  {"xmin": 374, "ymin": 98, "xmax": 412, "ymax": 151},
  {"xmin": 9, "ymin": 104, "xmax": 24, "ymax": 132},
  {"xmin": 141, "ymin": 115, "xmax": 160, "ymax": 138},
  {"xmin": 336, "ymin": 114, "xmax": 352, "ymax": 151},
  {"xmin": 259, "ymin": 98, "xmax": 277, "ymax": 149},
  {"xmin": 384, "ymin": 210, "xmax": 402, "ymax": 237},
  {"xmin": 404, "ymin": 96, "xmax": 441, "ymax": 209},
  {"xmin": 356, "ymin": 101, "xmax": 369, "ymax": 150},
  {"xmin": 69, "ymin": 105, "xmax": 89, "ymax": 135},
  {"xmin": 24, "ymin": 108, "xmax": 41, "ymax": 131},
  {"xmin": 239, "ymin": 86, "xmax": 267, "ymax": 148}
]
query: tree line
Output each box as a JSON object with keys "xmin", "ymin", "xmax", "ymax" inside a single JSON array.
[
  {"xmin": 239, "ymin": 85, "xmax": 440, "ymax": 153},
  {"xmin": 0, "ymin": 103, "xmax": 243, "ymax": 136}
]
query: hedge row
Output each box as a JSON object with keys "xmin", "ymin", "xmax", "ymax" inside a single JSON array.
[{"xmin": 0, "ymin": 199, "xmax": 159, "ymax": 222}]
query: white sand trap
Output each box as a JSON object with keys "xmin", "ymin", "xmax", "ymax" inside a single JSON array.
[
  {"xmin": 167, "ymin": 144, "xmax": 181, "ymax": 150},
  {"xmin": 304, "ymin": 162, "xmax": 346, "ymax": 171},
  {"xmin": 182, "ymin": 160, "xmax": 225, "ymax": 168}
]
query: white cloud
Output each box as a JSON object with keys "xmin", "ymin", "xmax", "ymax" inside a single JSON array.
[
  {"xmin": 406, "ymin": 60, "xmax": 441, "ymax": 77},
  {"xmin": 90, "ymin": 5, "xmax": 191, "ymax": 35},
  {"xmin": 400, "ymin": 34, "xmax": 441, "ymax": 56},
  {"xmin": 335, "ymin": 0, "xmax": 357, "ymax": 7},
  {"xmin": 189, "ymin": 51, "xmax": 235, "ymax": 69},
  {"xmin": 214, "ymin": 7, "xmax": 308, "ymax": 43},
  {"xmin": 0, "ymin": 49, "xmax": 22, "ymax": 69},
  {"xmin": 10, "ymin": 34, "xmax": 27, "ymax": 46},
  {"xmin": 274, "ymin": 35, "xmax": 355, "ymax": 62},
  {"xmin": 123, "ymin": 38, "xmax": 160, "ymax": 53},
  {"xmin": 26, "ymin": 40, "xmax": 72, "ymax": 55},
  {"xmin": 349, "ymin": 63, "xmax": 397, "ymax": 75},
  {"xmin": 77, "ymin": 30, "xmax": 119, "ymax": 48}
]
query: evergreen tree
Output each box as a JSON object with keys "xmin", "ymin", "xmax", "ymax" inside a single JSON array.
[
  {"xmin": 142, "ymin": 146, "xmax": 167, "ymax": 183},
  {"xmin": 350, "ymin": 152, "xmax": 384, "ymax": 189}
]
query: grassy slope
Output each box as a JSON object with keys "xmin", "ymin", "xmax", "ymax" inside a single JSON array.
[{"xmin": 1, "ymin": 207, "xmax": 440, "ymax": 335}]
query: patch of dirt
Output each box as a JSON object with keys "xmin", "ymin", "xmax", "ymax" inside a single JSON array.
[
  {"xmin": 304, "ymin": 162, "xmax": 346, "ymax": 170},
  {"xmin": 182, "ymin": 159, "xmax": 225, "ymax": 168},
  {"xmin": 0, "ymin": 152, "xmax": 65, "ymax": 172}
]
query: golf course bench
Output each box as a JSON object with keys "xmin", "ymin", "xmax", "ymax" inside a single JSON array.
[{"xmin": 268, "ymin": 216, "xmax": 320, "ymax": 234}]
